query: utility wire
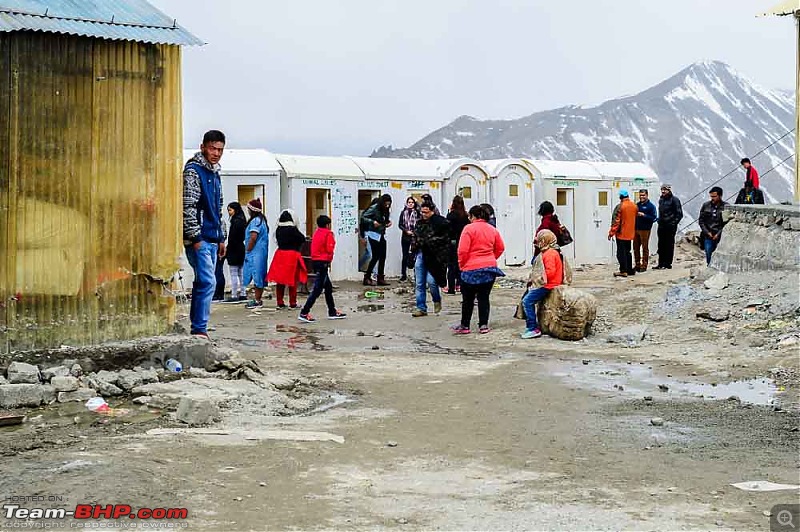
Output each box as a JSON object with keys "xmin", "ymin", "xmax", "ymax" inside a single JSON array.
[
  {"xmin": 680, "ymin": 151, "xmax": 795, "ymax": 233},
  {"xmin": 678, "ymin": 127, "xmax": 795, "ymax": 210}
]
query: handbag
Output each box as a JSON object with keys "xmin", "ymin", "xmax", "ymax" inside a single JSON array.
[{"xmin": 557, "ymin": 224, "xmax": 573, "ymax": 247}]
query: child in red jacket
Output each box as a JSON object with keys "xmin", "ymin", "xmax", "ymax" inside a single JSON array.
[{"xmin": 298, "ymin": 215, "xmax": 346, "ymax": 322}]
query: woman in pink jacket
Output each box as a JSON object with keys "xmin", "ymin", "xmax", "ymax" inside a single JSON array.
[{"xmin": 452, "ymin": 205, "xmax": 506, "ymax": 334}]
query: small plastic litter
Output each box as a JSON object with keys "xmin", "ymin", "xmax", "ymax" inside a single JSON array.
[
  {"xmin": 164, "ymin": 358, "xmax": 183, "ymax": 373},
  {"xmin": 85, "ymin": 397, "xmax": 110, "ymax": 413},
  {"xmin": 363, "ymin": 290, "xmax": 382, "ymax": 299},
  {"xmin": 731, "ymin": 481, "xmax": 800, "ymax": 492}
]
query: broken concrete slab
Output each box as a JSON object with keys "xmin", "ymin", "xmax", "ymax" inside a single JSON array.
[
  {"xmin": 704, "ymin": 272, "xmax": 730, "ymax": 290},
  {"xmin": 116, "ymin": 369, "xmax": 144, "ymax": 391},
  {"xmin": 606, "ymin": 325, "xmax": 648, "ymax": 347},
  {"xmin": 50, "ymin": 376, "xmax": 80, "ymax": 392},
  {"xmin": 85, "ymin": 375, "xmax": 124, "ymax": 397},
  {"xmin": 41, "ymin": 385, "xmax": 56, "ymax": 404},
  {"xmin": 57, "ymin": 388, "xmax": 97, "ymax": 403},
  {"xmin": 41, "ymin": 365, "xmax": 70, "ymax": 381},
  {"xmin": 133, "ymin": 366, "xmax": 159, "ymax": 384},
  {"xmin": 0, "ymin": 384, "xmax": 45, "ymax": 408},
  {"xmin": 176, "ymin": 397, "xmax": 221, "ymax": 426},
  {"xmin": 7, "ymin": 362, "xmax": 41, "ymax": 384},
  {"xmin": 69, "ymin": 364, "xmax": 83, "ymax": 377}
]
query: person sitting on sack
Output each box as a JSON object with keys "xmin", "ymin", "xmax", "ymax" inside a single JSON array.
[{"xmin": 520, "ymin": 229, "xmax": 572, "ymax": 339}]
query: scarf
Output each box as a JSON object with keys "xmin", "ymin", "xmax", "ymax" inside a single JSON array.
[
  {"xmin": 528, "ymin": 229, "xmax": 572, "ymax": 287},
  {"xmin": 278, "ymin": 208, "xmax": 298, "ymax": 227}
]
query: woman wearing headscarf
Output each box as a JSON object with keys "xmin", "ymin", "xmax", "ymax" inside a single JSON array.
[
  {"xmin": 242, "ymin": 198, "xmax": 269, "ymax": 309},
  {"xmin": 452, "ymin": 205, "xmax": 505, "ymax": 335},
  {"xmin": 521, "ymin": 229, "xmax": 572, "ymax": 339},
  {"xmin": 267, "ymin": 209, "xmax": 308, "ymax": 309},
  {"xmin": 360, "ymin": 194, "xmax": 393, "ymax": 286},
  {"xmin": 225, "ymin": 202, "xmax": 247, "ymax": 302},
  {"xmin": 397, "ymin": 196, "xmax": 419, "ymax": 282}
]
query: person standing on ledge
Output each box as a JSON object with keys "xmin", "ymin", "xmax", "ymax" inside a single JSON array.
[
  {"xmin": 182, "ymin": 130, "xmax": 227, "ymax": 340},
  {"xmin": 741, "ymin": 158, "xmax": 760, "ymax": 190}
]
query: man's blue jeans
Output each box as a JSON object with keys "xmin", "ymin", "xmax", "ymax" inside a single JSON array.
[
  {"xmin": 414, "ymin": 253, "xmax": 441, "ymax": 312},
  {"xmin": 523, "ymin": 287, "xmax": 551, "ymax": 331},
  {"xmin": 185, "ymin": 241, "xmax": 218, "ymax": 334},
  {"xmin": 704, "ymin": 235, "xmax": 719, "ymax": 265}
]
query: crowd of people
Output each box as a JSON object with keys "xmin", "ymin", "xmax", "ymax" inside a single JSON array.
[{"xmin": 184, "ymin": 130, "xmax": 766, "ymax": 342}]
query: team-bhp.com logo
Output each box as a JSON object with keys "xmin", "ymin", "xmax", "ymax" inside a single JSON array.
[{"xmin": 4, "ymin": 503, "xmax": 188, "ymax": 526}]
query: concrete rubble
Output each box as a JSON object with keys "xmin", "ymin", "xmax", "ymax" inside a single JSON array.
[{"xmin": 0, "ymin": 344, "xmax": 330, "ymax": 429}]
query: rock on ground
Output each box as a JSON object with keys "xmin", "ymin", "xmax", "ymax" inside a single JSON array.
[
  {"xmin": 176, "ymin": 396, "xmax": 221, "ymax": 426},
  {"xmin": 116, "ymin": 369, "xmax": 144, "ymax": 391},
  {"xmin": 41, "ymin": 365, "xmax": 70, "ymax": 381},
  {"xmin": 7, "ymin": 362, "xmax": 41, "ymax": 384},
  {"xmin": 0, "ymin": 384, "xmax": 45, "ymax": 408},
  {"xmin": 538, "ymin": 286, "xmax": 598, "ymax": 341},
  {"xmin": 607, "ymin": 325, "xmax": 649, "ymax": 346},
  {"xmin": 50, "ymin": 376, "xmax": 80, "ymax": 392},
  {"xmin": 704, "ymin": 271, "xmax": 730, "ymax": 290},
  {"xmin": 57, "ymin": 388, "xmax": 97, "ymax": 403},
  {"xmin": 696, "ymin": 307, "xmax": 731, "ymax": 322}
]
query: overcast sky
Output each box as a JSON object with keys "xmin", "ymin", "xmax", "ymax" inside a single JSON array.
[{"xmin": 149, "ymin": 0, "xmax": 795, "ymax": 156}]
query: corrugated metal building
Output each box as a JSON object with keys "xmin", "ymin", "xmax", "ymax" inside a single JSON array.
[{"xmin": 0, "ymin": 0, "xmax": 201, "ymax": 352}]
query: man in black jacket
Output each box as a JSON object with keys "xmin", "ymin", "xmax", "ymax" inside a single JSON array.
[
  {"xmin": 654, "ymin": 184, "xmax": 683, "ymax": 270},
  {"xmin": 699, "ymin": 186, "xmax": 729, "ymax": 265}
]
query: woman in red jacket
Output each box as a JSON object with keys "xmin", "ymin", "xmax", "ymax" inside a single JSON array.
[{"xmin": 452, "ymin": 205, "xmax": 505, "ymax": 334}]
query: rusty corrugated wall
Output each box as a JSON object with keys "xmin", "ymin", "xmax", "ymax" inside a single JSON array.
[{"xmin": 0, "ymin": 31, "xmax": 183, "ymax": 353}]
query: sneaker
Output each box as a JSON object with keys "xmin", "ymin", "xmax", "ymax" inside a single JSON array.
[
  {"xmin": 191, "ymin": 331, "xmax": 210, "ymax": 341},
  {"xmin": 276, "ymin": 304, "xmax": 288, "ymax": 310},
  {"xmin": 245, "ymin": 300, "xmax": 263, "ymax": 309},
  {"xmin": 434, "ymin": 301, "xmax": 442, "ymax": 314},
  {"xmin": 237, "ymin": 295, "xmax": 248, "ymax": 301},
  {"xmin": 289, "ymin": 304, "xmax": 299, "ymax": 310},
  {"xmin": 411, "ymin": 309, "xmax": 427, "ymax": 317},
  {"xmin": 327, "ymin": 310, "xmax": 347, "ymax": 320},
  {"xmin": 223, "ymin": 297, "xmax": 242, "ymax": 304},
  {"xmin": 452, "ymin": 325, "xmax": 471, "ymax": 335},
  {"xmin": 521, "ymin": 328, "xmax": 542, "ymax": 339},
  {"xmin": 298, "ymin": 313, "xmax": 316, "ymax": 323},
  {"xmin": 479, "ymin": 325, "xmax": 491, "ymax": 334}
]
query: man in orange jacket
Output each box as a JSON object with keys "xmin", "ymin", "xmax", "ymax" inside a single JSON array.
[{"xmin": 608, "ymin": 189, "xmax": 638, "ymax": 278}]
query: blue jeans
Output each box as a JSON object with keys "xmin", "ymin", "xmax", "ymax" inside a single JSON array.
[
  {"xmin": 704, "ymin": 235, "xmax": 719, "ymax": 265},
  {"xmin": 523, "ymin": 287, "xmax": 551, "ymax": 331},
  {"xmin": 414, "ymin": 253, "xmax": 441, "ymax": 312},
  {"xmin": 185, "ymin": 241, "xmax": 218, "ymax": 334}
]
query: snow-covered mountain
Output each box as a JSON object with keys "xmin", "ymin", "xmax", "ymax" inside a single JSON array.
[{"xmin": 373, "ymin": 61, "xmax": 795, "ymax": 216}]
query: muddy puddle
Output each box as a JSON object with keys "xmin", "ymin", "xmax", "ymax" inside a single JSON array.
[{"xmin": 550, "ymin": 360, "xmax": 780, "ymax": 406}]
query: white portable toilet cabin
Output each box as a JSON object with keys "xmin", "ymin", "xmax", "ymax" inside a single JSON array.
[
  {"xmin": 178, "ymin": 149, "xmax": 283, "ymax": 291},
  {"xmin": 587, "ymin": 161, "xmax": 660, "ymax": 261},
  {"xmin": 275, "ymin": 154, "xmax": 366, "ymax": 281},
  {"xmin": 441, "ymin": 158, "xmax": 491, "ymax": 210},
  {"xmin": 347, "ymin": 157, "xmax": 449, "ymax": 278},
  {"xmin": 482, "ymin": 159, "xmax": 536, "ymax": 266},
  {"xmin": 524, "ymin": 159, "xmax": 614, "ymax": 265}
]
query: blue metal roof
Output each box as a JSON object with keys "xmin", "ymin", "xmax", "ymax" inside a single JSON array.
[{"xmin": 0, "ymin": 0, "xmax": 203, "ymax": 46}]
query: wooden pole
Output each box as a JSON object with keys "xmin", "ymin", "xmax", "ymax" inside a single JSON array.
[{"xmin": 795, "ymin": 13, "xmax": 799, "ymax": 202}]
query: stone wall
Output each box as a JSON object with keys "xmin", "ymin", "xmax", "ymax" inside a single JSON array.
[{"xmin": 710, "ymin": 204, "xmax": 800, "ymax": 272}]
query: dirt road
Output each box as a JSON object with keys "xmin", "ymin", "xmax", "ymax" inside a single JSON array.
[{"xmin": 2, "ymin": 252, "xmax": 798, "ymax": 531}]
